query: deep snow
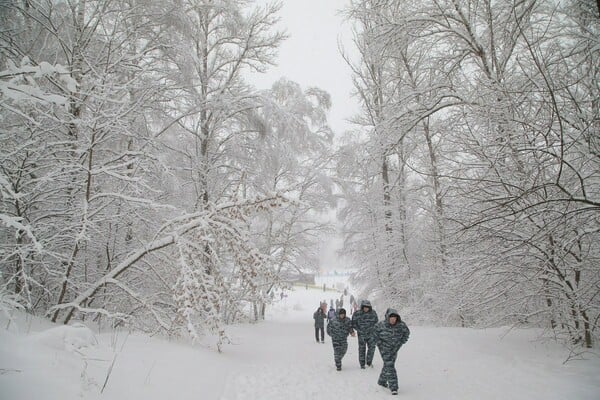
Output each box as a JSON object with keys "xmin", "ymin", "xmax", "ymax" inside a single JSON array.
[{"xmin": 1, "ymin": 283, "xmax": 599, "ymax": 399}]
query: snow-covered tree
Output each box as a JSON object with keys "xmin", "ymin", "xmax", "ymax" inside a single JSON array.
[
  {"xmin": 0, "ymin": 0, "xmax": 339, "ymax": 350},
  {"xmin": 238, "ymin": 79, "xmax": 336, "ymax": 319},
  {"xmin": 341, "ymin": 0, "xmax": 599, "ymax": 347}
]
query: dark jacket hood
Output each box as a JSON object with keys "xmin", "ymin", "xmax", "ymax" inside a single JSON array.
[
  {"xmin": 360, "ymin": 299, "xmax": 372, "ymax": 310},
  {"xmin": 385, "ymin": 308, "xmax": 401, "ymax": 321}
]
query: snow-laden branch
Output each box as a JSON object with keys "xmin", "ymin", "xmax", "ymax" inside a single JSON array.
[
  {"xmin": 104, "ymin": 278, "xmax": 172, "ymax": 332},
  {"xmin": 50, "ymin": 194, "xmax": 286, "ymax": 324},
  {"xmin": 0, "ymin": 214, "xmax": 43, "ymax": 252},
  {"xmin": 87, "ymin": 192, "xmax": 179, "ymax": 210},
  {"xmin": 0, "ymin": 58, "xmax": 77, "ymax": 106}
]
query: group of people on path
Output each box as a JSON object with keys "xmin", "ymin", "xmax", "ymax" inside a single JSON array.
[{"xmin": 313, "ymin": 299, "xmax": 410, "ymax": 395}]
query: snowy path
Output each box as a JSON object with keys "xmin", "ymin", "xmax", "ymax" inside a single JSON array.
[
  {"xmin": 2, "ymin": 285, "xmax": 600, "ymax": 399},
  {"xmin": 208, "ymin": 290, "xmax": 599, "ymax": 400},
  {"xmin": 220, "ymin": 321, "xmax": 384, "ymax": 399}
]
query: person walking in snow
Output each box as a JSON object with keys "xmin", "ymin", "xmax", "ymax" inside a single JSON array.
[
  {"xmin": 351, "ymin": 299, "xmax": 379, "ymax": 369},
  {"xmin": 327, "ymin": 306, "xmax": 336, "ymax": 321},
  {"xmin": 313, "ymin": 306, "xmax": 326, "ymax": 343},
  {"xmin": 326, "ymin": 308, "xmax": 355, "ymax": 371},
  {"xmin": 372, "ymin": 308, "xmax": 410, "ymax": 395},
  {"xmin": 349, "ymin": 294, "xmax": 358, "ymax": 315},
  {"xmin": 320, "ymin": 301, "xmax": 327, "ymax": 314}
]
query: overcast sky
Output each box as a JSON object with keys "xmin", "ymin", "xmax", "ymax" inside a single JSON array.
[{"xmin": 247, "ymin": 0, "xmax": 359, "ymax": 137}]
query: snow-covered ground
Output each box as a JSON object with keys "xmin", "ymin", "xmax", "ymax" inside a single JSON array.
[{"xmin": 1, "ymin": 284, "xmax": 599, "ymax": 399}]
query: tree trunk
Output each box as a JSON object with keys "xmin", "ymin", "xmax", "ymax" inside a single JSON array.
[
  {"xmin": 382, "ymin": 156, "xmax": 392, "ymax": 233},
  {"xmin": 51, "ymin": 0, "xmax": 87, "ymax": 323},
  {"xmin": 422, "ymin": 118, "xmax": 447, "ymax": 270}
]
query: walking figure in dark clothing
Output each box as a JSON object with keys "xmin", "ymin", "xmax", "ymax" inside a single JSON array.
[
  {"xmin": 326, "ymin": 308, "xmax": 355, "ymax": 370},
  {"xmin": 327, "ymin": 307, "xmax": 336, "ymax": 321},
  {"xmin": 313, "ymin": 306, "xmax": 326, "ymax": 343},
  {"xmin": 351, "ymin": 299, "xmax": 378, "ymax": 368},
  {"xmin": 372, "ymin": 308, "xmax": 410, "ymax": 395}
]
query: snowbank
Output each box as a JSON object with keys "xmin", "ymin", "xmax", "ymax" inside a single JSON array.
[{"xmin": 27, "ymin": 323, "xmax": 97, "ymax": 352}]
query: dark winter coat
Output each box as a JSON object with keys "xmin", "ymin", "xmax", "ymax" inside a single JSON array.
[
  {"xmin": 373, "ymin": 308, "xmax": 410, "ymax": 359},
  {"xmin": 326, "ymin": 312, "xmax": 354, "ymax": 342},
  {"xmin": 351, "ymin": 300, "xmax": 378, "ymax": 338},
  {"xmin": 313, "ymin": 309, "xmax": 326, "ymax": 328}
]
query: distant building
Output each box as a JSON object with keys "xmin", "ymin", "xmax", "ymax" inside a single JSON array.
[{"xmin": 281, "ymin": 271, "xmax": 315, "ymax": 285}]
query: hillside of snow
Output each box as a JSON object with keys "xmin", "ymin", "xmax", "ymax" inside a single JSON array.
[{"xmin": 1, "ymin": 283, "xmax": 599, "ymax": 399}]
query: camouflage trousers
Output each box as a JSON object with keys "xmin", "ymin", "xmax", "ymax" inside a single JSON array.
[
  {"xmin": 332, "ymin": 340, "xmax": 348, "ymax": 368},
  {"xmin": 377, "ymin": 350, "xmax": 398, "ymax": 391},
  {"xmin": 357, "ymin": 335, "xmax": 376, "ymax": 367}
]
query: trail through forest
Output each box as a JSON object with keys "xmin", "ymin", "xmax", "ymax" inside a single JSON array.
[
  {"xmin": 212, "ymin": 286, "xmax": 600, "ymax": 400},
  {"xmin": 2, "ymin": 283, "xmax": 599, "ymax": 399}
]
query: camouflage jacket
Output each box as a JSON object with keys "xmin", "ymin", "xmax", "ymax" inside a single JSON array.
[
  {"xmin": 373, "ymin": 308, "xmax": 410, "ymax": 357},
  {"xmin": 351, "ymin": 300, "xmax": 378, "ymax": 338},
  {"xmin": 326, "ymin": 314, "xmax": 354, "ymax": 342}
]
